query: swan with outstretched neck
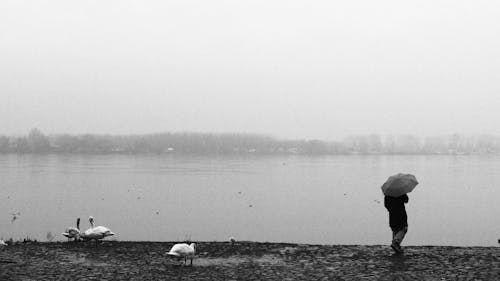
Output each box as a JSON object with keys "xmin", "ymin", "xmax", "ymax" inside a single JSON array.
[
  {"xmin": 62, "ymin": 218, "xmax": 81, "ymax": 242},
  {"xmin": 80, "ymin": 216, "xmax": 115, "ymax": 245}
]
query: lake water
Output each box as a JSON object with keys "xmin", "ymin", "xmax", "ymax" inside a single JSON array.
[{"xmin": 1, "ymin": 154, "xmax": 499, "ymax": 246}]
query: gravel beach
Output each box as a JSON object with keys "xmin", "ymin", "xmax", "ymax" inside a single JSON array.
[{"xmin": 1, "ymin": 241, "xmax": 499, "ymax": 280}]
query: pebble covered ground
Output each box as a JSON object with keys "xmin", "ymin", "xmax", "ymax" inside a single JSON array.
[{"xmin": 1, "ymin": 241, "xmax": 499, "ymax": 280}]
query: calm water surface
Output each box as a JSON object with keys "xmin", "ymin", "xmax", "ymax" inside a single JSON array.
[{"xmin": 1, "ymin": 154, "xmax": 499, "ymax": 246}]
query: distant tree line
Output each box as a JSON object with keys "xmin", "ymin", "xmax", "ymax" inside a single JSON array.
[{"xmin": 1, "ymin": 129, "xmax": 500, "ymax": 155}]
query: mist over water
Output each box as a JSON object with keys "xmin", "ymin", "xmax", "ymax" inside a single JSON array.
[
  {"xmin": 1, "ymin": 154, "xmax": 499, "ymax": 246},
  {"xmin": 2, "ymin": 1, "xmax": 500, "ymax": 250},
  {"xmin": 2, "ymin": 1, "xmax": 500, "ymax": 138}
]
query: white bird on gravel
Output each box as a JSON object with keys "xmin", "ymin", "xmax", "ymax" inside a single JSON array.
[
  {"xmin": 80, "ymin": 216, "xmax": 115, "ymax": 246},
  {"xmin": 167, "ymin": 243, "xmax": 196, "ymax": 266},
  {"xmin": 62, "ymin": 218, "xmax": 81, "ymax": 242}
]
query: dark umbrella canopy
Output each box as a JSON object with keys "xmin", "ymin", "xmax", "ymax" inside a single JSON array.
[{"xmin": 381, "ymin": 173, "xmax": 418, "ymax": 197}]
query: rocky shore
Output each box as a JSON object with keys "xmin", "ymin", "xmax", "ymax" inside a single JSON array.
[{"xmin": 1, "ymin": 241, "xmax": 499, "ymax": 280}]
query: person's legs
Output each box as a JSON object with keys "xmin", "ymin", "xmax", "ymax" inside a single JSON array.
[
  {"xmin": 393, "ymin": 226, "xmax": 408, "ymax": 246},
  {"xmin": 390, "ymin": 226, "xmax": 408, "ymax": 253},
  {"xmin": 390, "ymin": 228, "xmax": 399, "ymax": 252}
]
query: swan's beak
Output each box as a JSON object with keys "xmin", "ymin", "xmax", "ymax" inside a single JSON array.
[{"xmin": 108, "ymin": 232, "xmax": 115, "ymax": 236}]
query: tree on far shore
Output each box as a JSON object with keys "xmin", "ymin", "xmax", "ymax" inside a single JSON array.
[{"xmin": 27, "ymin": 128, "xmax": 50, "ymax": 153}]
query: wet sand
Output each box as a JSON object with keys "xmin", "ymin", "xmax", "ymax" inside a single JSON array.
[{"xmin": 1, "ymin": 241, "xmax": 499, "ymax": 280}]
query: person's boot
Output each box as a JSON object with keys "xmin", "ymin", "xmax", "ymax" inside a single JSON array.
[
  {"xmin": 391, "ymin": 242, "xmax": 403, "ymax": 254},
  {"xmin": 396, "ymin": 244, "xmax": 404, "ymax": 253},
  {"xmin": 390, "ymin": 242, "xmax": 398, "ymax": 253}
]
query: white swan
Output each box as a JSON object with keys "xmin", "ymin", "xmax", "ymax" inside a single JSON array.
[
  {"xmin": 167, "ymin": 243, "xmax": 196, "ymax": 266},
  {"xmin": 80, "ymin": 216, "xmax": 115, "ymax": 245},
  {"xmin": 0, "ymin": 240, "xmax": 7, "ymax": 246},
  {"xmin": 62, "ymin": 218, "xmax": 81, "ymax": 241}
]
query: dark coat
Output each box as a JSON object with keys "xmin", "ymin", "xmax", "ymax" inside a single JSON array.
[{"xmin": 384, "ymin": 194, "xmax": 408, "ymax": 230}]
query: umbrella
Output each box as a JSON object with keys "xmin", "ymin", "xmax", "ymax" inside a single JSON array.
[{"xmin": 381, "ymin": 173, "xmax": 418, "ymax": 197}]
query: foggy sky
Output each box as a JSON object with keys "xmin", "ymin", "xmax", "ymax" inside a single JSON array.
[{"xmin": 1, "ymin": 0, "xmax": 500, "ymax": 140}]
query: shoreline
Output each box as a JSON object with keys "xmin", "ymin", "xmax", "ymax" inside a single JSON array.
[
  {"xmin": 3, "ymin": 238, "xmax": 499, "ymax": 248},
  {"xmin": 1, "ymin": 241, "xmax": 499, "ymax": 280}
]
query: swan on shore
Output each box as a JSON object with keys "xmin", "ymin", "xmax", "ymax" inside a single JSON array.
[
  {"xmin": 80, "ymin": 216, "xmax": 115, "ymax": 246},
  {"xmin": 167, "ymin": 243, "xmax": 196, "ymax": 266},
  {"xmin": 0, "ymin": 240, "xmax": 7, "ymax": 246},
  {"xmin": 62, "ymin": 218, "xmax": 81, "ymax": 242}
]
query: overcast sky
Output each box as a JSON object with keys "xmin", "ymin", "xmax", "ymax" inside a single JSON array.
[{"xmin": 1, "ymin": 1, "xmax": 500, "ymax": 140}]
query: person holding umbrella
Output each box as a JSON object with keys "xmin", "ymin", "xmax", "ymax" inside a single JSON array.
[{"xmin": 381, "ymin": 173, "xmax": 418, "ymax": 254}]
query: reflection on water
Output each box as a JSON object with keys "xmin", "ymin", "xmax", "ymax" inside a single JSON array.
[{"xmin": 1, "ymin": 154, "xmax": 499, "ymax": 246}]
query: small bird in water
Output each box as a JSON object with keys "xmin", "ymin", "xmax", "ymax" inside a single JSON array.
[{"xmin": 11, "ymin": 212, "xmax": 21, "ymax": 223}]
